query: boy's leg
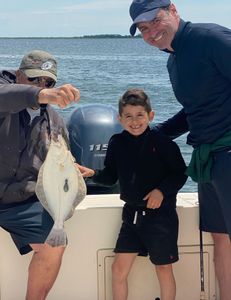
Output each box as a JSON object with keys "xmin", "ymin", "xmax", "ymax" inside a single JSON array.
[
  {"xmin": 155, "ymin": 264, "xmax": 176, "ymax": 300},
  {"xmin": 112, "ymin": 253, "xmax": 137, "ymax": 300},
  {"xmin": 142, "ymin": 208, "xmax": 178, "ymax": 300},
  {"xmin": 26, "ymin": 243, "xmax": 65, "ymax": 300}
]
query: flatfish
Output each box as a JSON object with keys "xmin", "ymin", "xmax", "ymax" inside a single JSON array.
[{"xmin": 35, "ymin": 134, "xmax": 86, "ymax": 247}]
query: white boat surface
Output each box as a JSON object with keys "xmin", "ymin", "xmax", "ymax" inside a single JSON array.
[{"xmin": 0, "ymin": 192, "xmax": 219, "ymax": 300}]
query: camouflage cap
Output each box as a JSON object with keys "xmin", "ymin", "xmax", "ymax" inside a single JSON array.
[{"xmin": 19, "ymin": 50, "xmax": 57, "ymax": 82}]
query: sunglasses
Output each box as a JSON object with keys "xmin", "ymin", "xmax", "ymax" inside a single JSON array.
[{"xmin": 27, "ymin": 77, "xmax": 56, "ymax": 88}]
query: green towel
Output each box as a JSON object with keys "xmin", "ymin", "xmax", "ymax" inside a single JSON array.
[{"xmin": 186, "ymin": 131, "xmax": 231, "ymax": 183}]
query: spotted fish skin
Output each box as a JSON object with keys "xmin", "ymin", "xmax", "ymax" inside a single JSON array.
[{"xmin": 35, "ymin": 135, "xmax": 86, "ymax": 247}]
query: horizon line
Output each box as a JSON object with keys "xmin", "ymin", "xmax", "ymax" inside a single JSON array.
[{"xmin": 0, "ymin": 34, "xmax": 141, "ymax": 39}]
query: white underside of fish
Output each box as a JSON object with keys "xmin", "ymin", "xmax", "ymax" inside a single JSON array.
[{"xmin": 35, "ymin": 135, "xmax": 86, "ymax": 247}]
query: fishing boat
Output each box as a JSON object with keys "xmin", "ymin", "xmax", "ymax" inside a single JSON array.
[{"xmin": 0, "ymin": 104, "xmax": 219, "ymax": 300}]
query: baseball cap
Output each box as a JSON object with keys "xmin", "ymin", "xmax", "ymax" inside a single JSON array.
[
  {"xmin": 129, "ymin": 0, "xmax": 171, "ymax": 36},
  {"xmin": 19, "ymin": 50, "xmax": 57, "ymax": 82}
]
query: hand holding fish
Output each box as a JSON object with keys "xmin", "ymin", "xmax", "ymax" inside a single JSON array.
[
  {"xmin": 38, "ymin": 84, "xmax": 80, "ymax": 108},
  {"xmin": 143, "ymin": 188, "xmax": 163, "ymax": 209}
]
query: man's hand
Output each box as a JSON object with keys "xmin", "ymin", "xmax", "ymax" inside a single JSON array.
[
  {"xmin": 143, "ymin": 188, "xmax": 164, "ymax": 209},
  {"xmin": 38, "ymin": 84, "xmax": 80, "ymax": 108}
]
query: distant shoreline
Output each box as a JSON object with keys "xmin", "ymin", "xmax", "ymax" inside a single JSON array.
[{"xmin": 0, "ymin": 34, "xmax": 142, "ymax": 39}]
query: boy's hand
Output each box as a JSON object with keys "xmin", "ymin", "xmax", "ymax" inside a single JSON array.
[
  {"xmin": 75, "ymin": 163, "xmax": 95, "ymax": 178},
  {"xmin": 143, "ymin": 188, "xmax": 164, "ymax": 209}
]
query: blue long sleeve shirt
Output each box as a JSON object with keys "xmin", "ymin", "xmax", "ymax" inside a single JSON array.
[{"xmin": 159, "ymin": 20, "xmax": 231, "ymax": 147}]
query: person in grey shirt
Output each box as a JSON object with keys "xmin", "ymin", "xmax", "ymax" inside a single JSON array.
[{"xmin": 0, "ymin": 50, "xmax": 80, "ymax": 300}]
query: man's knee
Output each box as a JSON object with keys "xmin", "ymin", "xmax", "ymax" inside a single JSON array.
[
  {"xmin": 31, "ymin": 243, "xmax": 65, "ymax": 252},
  {"xmin": 212, "ymin": 232, "xmax": 230, "ymax": 245},
  {"xmin": 30, "ymin": 243, "xmax": 66, "ymax": 264}
]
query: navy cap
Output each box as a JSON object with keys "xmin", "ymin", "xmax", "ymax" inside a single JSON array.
[{"xmin": 129, "ymin": 0, "xmax": 171, "ymax": 36}]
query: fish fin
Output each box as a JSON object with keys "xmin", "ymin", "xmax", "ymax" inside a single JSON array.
[
  {"xmin": 75, "ymin": 165, "xmax": 87, "ymax": 204},
  {"xmin": 35, "ymin": 163, "xmax": 53, "ymax": 217},
  {"xmin": 45, "ymin": 227, "xmax": 67, "ymax": 247},
  {"xmin": 60, "ymin": 130, "xmax": 71, "ymax": 151}
]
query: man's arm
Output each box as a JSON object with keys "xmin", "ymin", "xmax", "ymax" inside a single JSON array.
[
  {"xmin": 0, "ymin": 84, "xmax": 40, "ymax": 113},
  {"xmin": 0, "ymin": 83, "xmax": 80, "ymax": 114},
  {"xmin": 156, "ymin": 136, "xmax": 188, "ymax": 197},
  {"xmin": 155, "ymin": 108, "xmax": 189, "ymax": 140}
]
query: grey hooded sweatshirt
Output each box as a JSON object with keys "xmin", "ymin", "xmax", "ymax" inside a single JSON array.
[{"xmin": 0, "ymin": 70, "xmax": 67, "ymax": 204}]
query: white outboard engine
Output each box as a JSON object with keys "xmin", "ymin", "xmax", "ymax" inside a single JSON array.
[{"xmin": 67, "ymin": 104, "xmax": 123, "ymax": 194}]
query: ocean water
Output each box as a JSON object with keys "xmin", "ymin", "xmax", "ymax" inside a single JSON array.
[{"xmin": 0, "ymin": 38, "xmax": 196, "ymax": 192}]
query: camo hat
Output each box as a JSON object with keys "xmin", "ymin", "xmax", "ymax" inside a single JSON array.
[{"xmin": 19, "ymin": 50, "xmax": 57, "ymax": 82}]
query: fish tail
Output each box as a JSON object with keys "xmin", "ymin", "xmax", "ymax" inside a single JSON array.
[{"xmin": 45, "ymin": 228, "xmax": 67, "ymax": 247}]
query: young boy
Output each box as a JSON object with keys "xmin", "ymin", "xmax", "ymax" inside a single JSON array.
[{"xmin": 84, "ymin": 88, "xmax": 187, "ymax": 300}]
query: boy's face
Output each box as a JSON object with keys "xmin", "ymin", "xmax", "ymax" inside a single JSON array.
[{"xmin": 118, "ymin": 105, "xmax": 154, "ymax": 137}]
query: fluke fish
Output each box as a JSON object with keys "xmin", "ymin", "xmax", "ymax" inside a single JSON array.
[{"xmin": 35, "ymin": 134, "xmax": 86, "ymax": 247}]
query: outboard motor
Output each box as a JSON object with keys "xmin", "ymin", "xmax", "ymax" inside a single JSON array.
[{"xmin": 67, "ymin": 104, "xmax": 123, "ymax": 194}]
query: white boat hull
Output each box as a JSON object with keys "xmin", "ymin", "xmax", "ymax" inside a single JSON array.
[{"xmin": 0, "ymin": 193, "xmax": 218, "ymax": 299}]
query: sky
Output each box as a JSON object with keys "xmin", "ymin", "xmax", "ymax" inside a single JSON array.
[{"xmin": 0, "ymin": 0, "xmax": 230, "ymax": 37}]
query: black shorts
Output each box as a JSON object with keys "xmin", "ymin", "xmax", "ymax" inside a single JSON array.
[
  {"xmin": 0, "ymin": 195, "xmax": 54, "ymax": 255},
  {"xmin": 198, "ymin": 148, "xmax": 231, "ymax": 239},
  {"xmin": 114, "ymin": 204, "xmax": 179, "ymax": 265}
]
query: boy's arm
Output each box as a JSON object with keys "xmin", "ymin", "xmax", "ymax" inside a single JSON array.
[
  {"xmin": 75, "ymin": 163, "xmax": 118, "ymax": 186},
  {"xmin": 76, "ymin": 163, "xmax": 95, "ymax": 178},
  {"xmin": 76, "ymin": 163, "xmax": 118, "ymax": 187},
  {"xmin": 79, "ymin": 136, "xmax": 118, "ymax": 186},
  {"xmin": 92, "ymin": 167, "xmax": 118, "ymax": 187}
]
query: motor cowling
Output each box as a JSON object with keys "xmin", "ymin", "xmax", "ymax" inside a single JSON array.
[{"xmin": 67, "ymin": 104, "xmax": 122, "ymax": 194}]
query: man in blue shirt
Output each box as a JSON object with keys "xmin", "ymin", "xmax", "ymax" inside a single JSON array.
[{"xmin": 129, "ymin": 1, "xmax": 231, "ymax": 299}]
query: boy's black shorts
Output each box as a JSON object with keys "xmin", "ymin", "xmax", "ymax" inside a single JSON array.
[{"xmin": 114, "ymin": 204, "xmax": 179, "ymax": 265}]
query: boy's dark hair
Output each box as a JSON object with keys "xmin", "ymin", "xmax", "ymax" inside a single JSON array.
[{"xmin": 119, "ymin": 88, "xmax": 152, "ymax": 115}]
